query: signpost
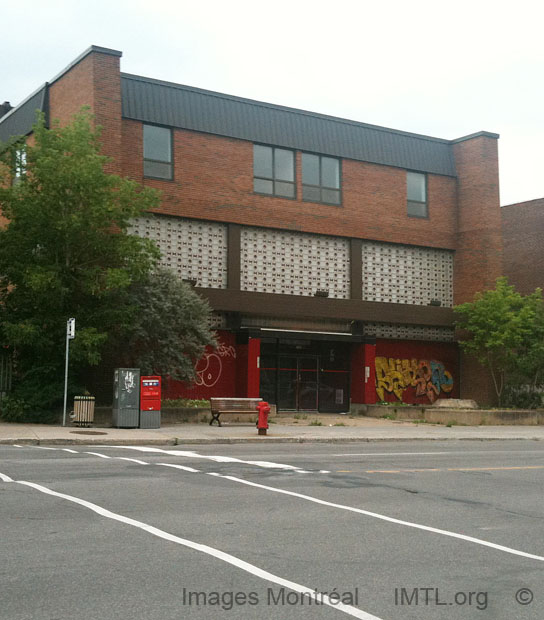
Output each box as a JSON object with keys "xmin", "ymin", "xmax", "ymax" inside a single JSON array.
[{"xmin": 62, "ymin": 318, "xmax": 75, "ymax": 427}]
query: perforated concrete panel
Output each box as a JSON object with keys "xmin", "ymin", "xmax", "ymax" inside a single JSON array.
[
  {"xmin": 362, "ymin": 242, "xmax": 454, "ymax": 307},
  {"xmin": 208, "ymin": 312, "xmax": 227, "ymax": 329},
  {"xmin": 364, "ymin": 323, "xmax": 455, "ymax": 342},
  {"xmin": 241, "ymin": 227, "xmax": 350, "ymax": 298},
  {"xmin": 129, "ymin": 216, "xmax": 228, "ymax": 289}
]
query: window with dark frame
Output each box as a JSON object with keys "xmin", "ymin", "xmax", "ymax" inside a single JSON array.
[
  {"xmin": 407, "ymin": 171, "xmax": 427, "ymax": 217},
  {"xmin": 302, "ymin": 153, "xmax": 341, "ymax": 205},
  {"xmin": 253, "ymin": 144, "xmax": 295, "ymax": 198},
  {"xmin": 143, "ymin": 124, "xmax": 173, "ymax": 180}
]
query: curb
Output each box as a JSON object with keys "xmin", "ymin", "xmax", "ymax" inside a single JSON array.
[{"xmin": 1, "ymin": 436, "xmax": 542, "ymax": 446}]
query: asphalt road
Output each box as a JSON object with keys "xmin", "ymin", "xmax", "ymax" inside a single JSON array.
[{"xmin": 1, "ymin": 440, "xmax": 543, "ymax": 620}]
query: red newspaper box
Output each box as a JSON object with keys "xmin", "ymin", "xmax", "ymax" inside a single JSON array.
[{"xmin": 140, "ymin": 376, "xmax": 161, "ymax": 428}]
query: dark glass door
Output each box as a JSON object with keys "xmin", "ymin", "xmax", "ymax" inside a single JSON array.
[
  {"xmin": 278, "ymin": 356, "xmax": 318, "ymax": 411},
  {"xmin": 278, "ymin": 356, "xmax": 297, "ymax": 410},
  {"xmin": 298, "ymin": 357, "xmax": 318, "ymax": 410}
]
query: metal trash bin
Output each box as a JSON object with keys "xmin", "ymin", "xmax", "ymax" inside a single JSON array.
[{"xmin": 71, "ymin": 396, "xmax": 95, "ymax": 427}]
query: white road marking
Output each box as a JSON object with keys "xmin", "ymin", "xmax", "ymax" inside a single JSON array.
[
  {"xmin": 10, "ymin": 444, "xmax": 544, "ymax": 562},
  {"xmin": 157, "ymin": 463, "xmax": 200, "ymax": 473},
  {"xmin": 104, "ymin": 446, "xmax": 313, "ymax": 473},
  {"xmin": 0, "ymin": 472, "xmax": 13, "ymax": 482},
  {"xmin": 2, "ymin": 473, "xmax": 380, "ymax": 620},
  {"xmin": 204, "ymin": 473, "xmax": 544, "ymax": 563},
  {"xmin": 62, "ymin": 449, "xmax": 79, "ymax": 454},
  {"xmin": 83, "ymin": 452, "xmax": 112, "ymax": 459},
  {"xmin": 116, "ymin": 457, "xmax": 149, "ymax": 465}
]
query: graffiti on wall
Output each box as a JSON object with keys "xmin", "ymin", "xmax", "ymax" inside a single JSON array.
[
  {"xmin": 375, "ymin": 357, "xmax": 454, "ymax": 403},
  {"xmin": 194, "ymin": 343, "xmax": 237, "ymax": 388}
]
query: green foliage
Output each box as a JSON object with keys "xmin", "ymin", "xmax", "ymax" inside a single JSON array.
[
  {"xmin": 502, "ymin": 385, "xmax": 543, "ymax": 410},
  {"xmin": 455, "ymin": 277, "xmax": 544, "ymax": 405},
  {"xmin": 0, "ymin": 110, "xmax": 160, "ymax": 419},
  {"xmin": 161, "ymin": 398, "xmax": 211, "ymax": 409},
  {"xmin": 113, "ymin": 268, "xmax": 217, "ymax": 382}
]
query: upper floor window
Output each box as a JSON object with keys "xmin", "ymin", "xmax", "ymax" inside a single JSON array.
[
  {"xmin": 407, "ymin": 171, "xmax": 427, "ymax": 217},
  {"xmin": 143, "ymin": 124, "xmax": 172, "ymax": 180},
  {"xmin": 302, "ymin": 153, "xmax": 341, "ymax": 205},
  {"xmin": 253, "ymin": 144, "xmax": 295, "ymax": 198}
]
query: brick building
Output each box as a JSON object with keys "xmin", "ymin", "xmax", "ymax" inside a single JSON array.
[
  {"xmin": 501, "ymin": 198, "xmax": 544, "ymax": 296},
  {"xmin": 0, "ymin": 46, "xmax": 504, "ymax": 409}
]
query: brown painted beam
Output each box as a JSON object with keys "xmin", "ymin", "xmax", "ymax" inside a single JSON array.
[{"xmin": 195, "ymin": 288, "xmax": 455, "ymax": 327}]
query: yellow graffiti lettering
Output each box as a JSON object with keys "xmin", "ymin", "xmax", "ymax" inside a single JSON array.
[{"xmin": 375, "ymin": 357, "xmax": 455, "ymax": 403}]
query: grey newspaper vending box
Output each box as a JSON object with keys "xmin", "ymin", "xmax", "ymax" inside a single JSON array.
[{"xmin": 112, "ymin": 368, "xmax": 140, "ymax": 428}]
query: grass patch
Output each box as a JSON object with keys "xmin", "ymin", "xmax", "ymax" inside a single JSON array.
[
  {"xmin": 309, "ymin": 420, "xmax": 323, "ymax": 426},
  {"xmin": 381, "ymin": 413, "xmax": 396, "ymax": 420},
  {"xmin": 334, "ymin": 422, "xmax": 346, "ymax": 426}
]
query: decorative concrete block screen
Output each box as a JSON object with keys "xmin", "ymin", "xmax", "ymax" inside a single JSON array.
[
  {"xmin": 129, "ymin": 216, "xmax": 228, "ymax": 289},
  {"xmin": 362, "ymin": 242, "xmax": 454, "ymax": 307},
  {"xmin": 241, "ymin": 227, "xmax": 350, "ymax": 298},
  {"xmin": 364, "ymin": 323, "xmax": 455, "ymax": 342},
  {"xmin": 208, "ymin": 312, "xmax": 227, "ymax": 329}
]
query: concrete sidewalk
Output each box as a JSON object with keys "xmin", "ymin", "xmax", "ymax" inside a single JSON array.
[{"xmin": 2, "ymin": 417, "xmax": 544, "ymax": 445}]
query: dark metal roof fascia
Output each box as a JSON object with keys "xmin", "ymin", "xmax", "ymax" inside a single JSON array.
[
  {"xmin": 120, "ymin": 74, "xmax": 458, "ymax": 177},
  {"xmin": 0, "ymin": 84, "xmax": 48, "ymax": 143}
]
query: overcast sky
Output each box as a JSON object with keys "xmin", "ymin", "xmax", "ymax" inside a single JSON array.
[{"xmin": 2, "ymin": 0, "xmax": 543, "ymax": 206}]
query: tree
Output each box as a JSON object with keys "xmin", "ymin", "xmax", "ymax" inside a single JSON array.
[
  {"xmin": 112, "ymin": 267, "xmax": 217, "ymax": 382},
  {"xmin": 0, "ymin": 111, "xmax": 162, "ymax": 418},
  {"xmin": 455, "ymin": 277, "xmax": 544, "ymax": 406}
]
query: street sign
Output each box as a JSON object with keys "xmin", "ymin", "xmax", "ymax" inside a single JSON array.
[
  {"xmin": 63, "ymin": 317, "xmax": 75, "ymax": 426},
  {"xmin": 67, "ymin": 318, "xmax": 75, "ymax": 340}
]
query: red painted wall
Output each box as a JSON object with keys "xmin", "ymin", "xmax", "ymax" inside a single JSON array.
[
  {"xmin": 364, "ymin": 344, "xmax": 377, "ymax": 404},
  {"xmin": 163, "ymin": 331, "xmax": 237, "ymax": 400},
  {"xmin": 374, "ymin": 339, "xmax": 459, "ymax": 404},
  {"xmin": 350, "ymin": 345, "xmax": 365, "ymax": 404},
  {"xmin": 247, "ymin": 338, "xmax": 261, "ymax": 398}
]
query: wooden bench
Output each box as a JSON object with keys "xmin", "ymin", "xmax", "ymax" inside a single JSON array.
[{"xmin": 209, "ymin": 397, "xmax": 262, "ymax": 426}]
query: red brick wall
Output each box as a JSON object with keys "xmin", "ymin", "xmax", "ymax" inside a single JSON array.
[
  {"xmin": 120, "ymin": 120, "xmax": 458, "ymax": 249},
  {"xmin": 48, "ymin": 54, "xmax": 95, "ymax": 127},
  {"xmin": 502, "ymin": 198, "xmax": 544, "ymax": 295},
  {"xmin": 451, "ymin": 135, "xmax": 502, "ymax": 404},
  {"xmin": 452, "ymin": 135, "xmax": 503, "ymax": 304},
  {"xmin": 48, "ymin": 50, "xmax": 122, "ymax": 173}
]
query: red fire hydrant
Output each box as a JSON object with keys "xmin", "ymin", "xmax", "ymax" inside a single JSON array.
[{"xmin": 256, "ymin": 401, "xmax": 270, "ymax": 436}]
